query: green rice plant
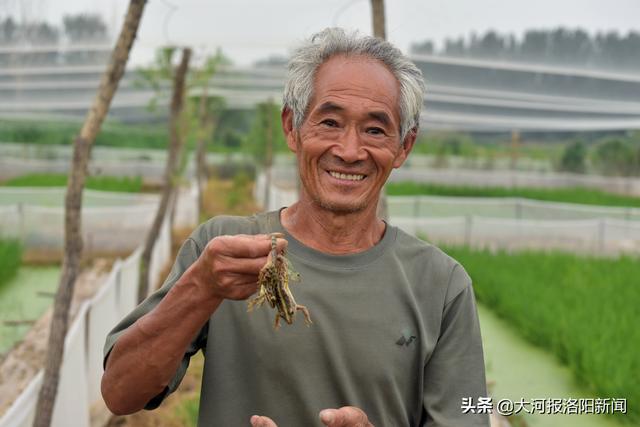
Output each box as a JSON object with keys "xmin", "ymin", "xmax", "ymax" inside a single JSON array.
[
  {"xmin": 3, "ymin": 174, "xmax": 143, "ymax": 193},
  {"xmin": 0, "ymin": 239, "xmax": 22, "ymax": 290},
  {"xmin": 387, "ymin": 182, "xmax": 640, "ymax": 208},
  {"xmin": 442, "ymin": 246, "xmax": 640, "ymax": 424}
]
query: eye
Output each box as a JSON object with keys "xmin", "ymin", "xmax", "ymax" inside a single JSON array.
[
  {"xmin": 320, "ymin": 119, "xmax": 338, "ymax": 127},
  {"xmin": 366, "ymin": 127, "xmax": 386, "ymax": 136}
]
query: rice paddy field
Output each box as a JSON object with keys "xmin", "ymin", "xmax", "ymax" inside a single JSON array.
[
  {"xmin": 442, "ymin": 246, "xmax": 639, "ymax": 425},
  {"xmin": 0, "ymin": 266, "xmax": 60, "ymax": 354},
  {"xmin": 479, "ymin": 304, "xmax": 628, "ymax": 427},
  {"xmin": 0, "ymin": 240, "xmax": 59, "ymax": 356},
  {"xmin": 387, "ymin": 182, "xmax": 640, "ymax": 208}
]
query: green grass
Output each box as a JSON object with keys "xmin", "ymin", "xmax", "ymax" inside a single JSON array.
[
  {"xmin": 2, "ymin": 174, "xmax": 143, "ymax": 193},
  {"xmin": 442, "ymin": 246, "xmax": 639, "ymax": 425},
  {"xmin": 0, "ymin": 119, "xmax": 168, "ymax": 149},
  {"xmin": 387, "ymin": 182, "xmax": 640, "ymax": 208},
  {"xmin": 0, "ymin": 239, "xmax": 22, "ymax": 290}
]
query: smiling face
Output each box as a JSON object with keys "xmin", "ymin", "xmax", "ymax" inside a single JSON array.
[{"xmin": 283, "ymin": 54, "xmax": 416, "ymax": 214}]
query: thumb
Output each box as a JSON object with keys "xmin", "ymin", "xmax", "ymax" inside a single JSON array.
[
  {"xmin": 250, "ymin": 415, "xmax": 278, "ymax": 427},
  {"xmin": 319, "ymin": 409, "xmax": 337, "ymax": 425},
  {"xmin": 319, "ymin": 406, "xmax": 372, "ymax": 427}
]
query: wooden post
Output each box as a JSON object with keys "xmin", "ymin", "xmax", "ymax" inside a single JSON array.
[
  {"xmin": 370, "ymin": 0, "xmax": 390, "ymax": 221},
  {"xmin": 370, "ymin": 0, "xmax": 386, "ymax": 39}
]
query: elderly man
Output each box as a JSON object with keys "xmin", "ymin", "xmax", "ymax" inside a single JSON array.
[{"xmin": 101, "ymin": 28, "xmax": 489, "ymax": 427}]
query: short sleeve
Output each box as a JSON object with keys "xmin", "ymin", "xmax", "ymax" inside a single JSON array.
[
  {"xmin": 102, "ymin": 236, "xmax": 208, "ymax": 410},
  {"xmin": 422, "ymin": 264, "xmax": 490, "ymax": 427}
]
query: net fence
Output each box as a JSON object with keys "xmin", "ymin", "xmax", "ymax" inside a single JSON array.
[
  {"xmin": 0, "ymin": 184, "xmax": 198, "ymax": 255},
  {"xmin": 268, "ymin": 165, "xmax": 640, "ymax": 197},
  {"xmin": 255, "ymin": 174, "xmax": 640, "ymax": 255},
  {"xmin": 387, "ymin": 195, "xmax": 640, "ymax": 221},
  {"xmin": 388, "ymin": 169, "xmax": 640, "ymax": 197},
  {"xmin": 0, "ymin": 157, "xmax": 195, "ymax": 185}
]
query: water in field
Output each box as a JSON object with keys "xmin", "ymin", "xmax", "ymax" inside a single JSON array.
[
  {"xmin": 479, "ymin": 304, "xmax": 628, "ymax": 427},
  {"xmin": 0, "ymin": 266, "xmax": 60, "ymax": 354}
]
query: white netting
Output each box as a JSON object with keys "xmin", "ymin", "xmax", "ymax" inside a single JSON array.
[
  {"xmin": 389, "ymin": 216, "xmax": 640, "ymax": 253},
  {"xmin": 267, "ymin": 165, "xmax": 640, "ymax": 197},
  {"xmin": 0, "ymin": 187, "xmax": 159, "ymax": 207},
  {"xmin": 387, "ymin": 196, "xmax": 640, "ymax": 221},
  {"xmin": 254, "ymin": 175, "xmax": 640, "ymax": 255},
  {"xmin": 0, "ymin": 199, "xmax": 183, "ymax": 427},
  {"xmin": 254, "ymin": 173, "xmax": 298, "ymax": 212},
  {"xmin": 388, "ymin": 169, "xmax": 640, "ymax": 196},
  {"xmin": 0, "ymin": 157, "xmax": 195, "ymax": 185},
  {"xmin": 86, "ymin": 263, "xmax": 121, "ymax": 404},
  {"xmin": 0, "ymin": 184, "xmax": 197, "ymax": 254}
]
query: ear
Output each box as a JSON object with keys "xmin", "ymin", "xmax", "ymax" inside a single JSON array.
[
  {"xmin": 281, "ymin": 107, "xmax": 298, "ymax": 153},
  {"xmin": 392, "ymin": 128, "xmax": 417, "ymax": 168}
]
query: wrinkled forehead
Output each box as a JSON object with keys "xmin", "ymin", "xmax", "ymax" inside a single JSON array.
[{"xmin": 310, "ymin": 54, "xmax": 401, "ymax": 120}]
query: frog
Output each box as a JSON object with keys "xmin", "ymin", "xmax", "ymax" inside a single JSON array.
[{"xmin": 247, "ymin": 232, "xmax": 312, "ymax": 329}]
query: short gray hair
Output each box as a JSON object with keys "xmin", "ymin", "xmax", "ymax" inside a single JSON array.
[{"xmin": 283, "ymin": 27, "xmax": 425, "ymax": 142}]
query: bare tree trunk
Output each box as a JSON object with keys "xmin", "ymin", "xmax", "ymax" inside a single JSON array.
[
  {"xmin": 370, "ymin": 0, "xmax": 389, "ymax": 220},
  {"xmin": 370, "ymin": 0, "xmax": 386, "ymax": 39},
  {"xmin": 138, "ymin": 47, "xmax": 192, "ymax": 303},
  {"xmin": 196, "ymin": 82, "xmax": 212, "ymax": 217},
  {"xmin": 264, "ymin": 101, "xmax": 275, "ymax": 211},
  {"xmin": 32, "ymin": 2, "xmax": 147, "ymax": 426}
]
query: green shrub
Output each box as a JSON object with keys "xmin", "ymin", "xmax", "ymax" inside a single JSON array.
[
  {"xmin": 592, "ymin": 137, "xmax": 640, "ymax": 176},
  {"xmin": 559, "ymin": 139, "xmax": 587, "ymax": 173}
]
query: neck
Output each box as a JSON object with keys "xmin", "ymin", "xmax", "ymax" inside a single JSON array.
[{"xmin": 280, "ymin": 193, "xmax": 386, "ymax": 255}]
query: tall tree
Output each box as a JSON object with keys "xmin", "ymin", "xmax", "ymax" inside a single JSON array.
[
  {"xmin": 32, "ymin": 2, "xmax": 147, "ymax": 426},
  {"xmin": 138, "ymin": 47, "xmax": 192, "ymax": 302},
  {"xmin": 191, "ymin": 52, "xmax": 227, "ymax": 216}
]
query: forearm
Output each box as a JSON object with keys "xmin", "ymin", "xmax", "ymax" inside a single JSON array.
[{"xmin": 101, "ymin": 265, "xmax": 221, "ymax": 415}]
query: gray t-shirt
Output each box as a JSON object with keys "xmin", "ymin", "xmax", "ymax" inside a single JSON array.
[{"xmin": 104, "ymin": 210, "xmax": 489, "ymax": 427}]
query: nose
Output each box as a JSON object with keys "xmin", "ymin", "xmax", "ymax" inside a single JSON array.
[{"xmin": 334, "ymin": 126, "xmax": 367, "ymax": 163}]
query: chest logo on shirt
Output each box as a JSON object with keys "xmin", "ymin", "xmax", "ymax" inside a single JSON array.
[{"xmin": 396, "ymin": 329, "xmax": 417, "ymax": 346}]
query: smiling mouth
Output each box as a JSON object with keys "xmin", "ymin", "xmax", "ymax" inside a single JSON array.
[{"xmin": 327, "ymin": 170, "xmax": 366, "ymax": 181}]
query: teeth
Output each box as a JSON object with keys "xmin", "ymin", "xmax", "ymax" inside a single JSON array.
[{"xmin": 329, "ymin": 171, "xmax": 365, "ymax": 181}]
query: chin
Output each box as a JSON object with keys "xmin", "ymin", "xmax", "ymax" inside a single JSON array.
[{"xmin": 312, "ymin": 194, "xmax": 370, "ymax": 214}]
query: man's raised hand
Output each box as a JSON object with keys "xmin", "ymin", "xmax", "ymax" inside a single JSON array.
[{"xmin": 190, "ymin": 234, "xmax": 287, "ymax": 301}]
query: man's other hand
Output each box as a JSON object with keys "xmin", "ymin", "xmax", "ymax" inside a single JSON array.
[
  {"xmin": 249, "ymin": 407, "xmax": 374, "ymax": 427},
  {"xmin": 319, "ymin": 407, "xmax": 374, "ymax": 427}
]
